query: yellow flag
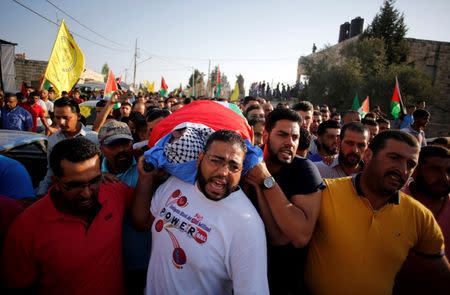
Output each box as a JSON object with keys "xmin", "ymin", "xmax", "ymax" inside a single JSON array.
[
  {"xmin": 148, "ymin": 81, "xmax": 155, "ymax": 93},
  {"xmin": 230, "ymin": 81, "xmax": 239, "ymax": 102},
  {"xmin": 44, "ymin": 20, "xmax": 85, "ymax": 97}
]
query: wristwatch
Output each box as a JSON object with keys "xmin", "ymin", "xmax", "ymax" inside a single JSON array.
[{"xmin": 262, "ymin": 176, "xmax": 276, "ymax": 190}]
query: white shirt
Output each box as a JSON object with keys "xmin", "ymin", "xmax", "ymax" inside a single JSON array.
[{"xmin": 147, "ymin": 176, "xmax": 269, "ymax": 295}]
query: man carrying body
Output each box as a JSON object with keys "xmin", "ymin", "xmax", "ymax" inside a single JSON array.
[
  {"xmin": 305, "ymin": 130, "xmax": 450, "ymax": 295},
  {"xmin": 132, "ymin": 130, "xmax": 269, "ymax": 295},
  {"xmin": 315, "ymin": 122, "xmax": 369, "ymax": 179},
  {"xmin": 98, "ymin": 121, "xmax": 151, "ymax": 294},
  {"xmin": 1, "ymin": 137, "xmax": 134, "ymax": 294},
  {"xmin": 37, "ymin": 98, "xmax": 98, "ymax": 196},
  {"xmin": 245, "ymin": 108, "xmax": 324, "ymax": 294}
]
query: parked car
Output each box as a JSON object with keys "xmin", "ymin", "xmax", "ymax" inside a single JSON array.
[{"xmin": 0, "ymin": 130, "xmax": 48, "ymax": 188}]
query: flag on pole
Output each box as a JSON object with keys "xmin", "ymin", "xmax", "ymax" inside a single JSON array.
[
  {"xmin": 148, "ymin": 81, "xmax": 155, "ymax": 93},
  {"xmin": 359, "ymin": 96, "xmax": 370, "ymax": 117},
  {"xmin": 215, "ymin": 66, "xmax": 222, "ymax": 98},
  {"xmin": 351, "ymin": 93, "xmax": 360, "ymax": 111},
  {"xmin": 230, "ymin": 81, "xmax": 239, "ymax": 102},
  {"xmin": 44, "ymin": 19, "xmax": 85, "ymax": 97},
  {"xmin": 160, "ymin": 77, "xmax": 168, "ymax": 97},
  {"xmin": 390, "ymin": 76, "xmax": 405, "ymax": 119},
  {"xmin": 104, "ymin": 70, "xmax": 118, "ymax": 98}
]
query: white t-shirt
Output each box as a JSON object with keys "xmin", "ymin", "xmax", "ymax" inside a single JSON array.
[{"xmin": 146, "ymin": 176, "xmax": 269, "ymax": 295}]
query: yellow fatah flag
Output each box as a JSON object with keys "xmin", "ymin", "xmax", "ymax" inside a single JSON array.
[
  {"xmin": 148, "ymin": 81, "xmax": 155, "ymax": 93},
  {"xmin": 44, "ymin": 19, "xmax": 85, "ymax": 97},
  {"xmin": 230, "ymin": 81, "xmax": 239, "ymax": 102}
]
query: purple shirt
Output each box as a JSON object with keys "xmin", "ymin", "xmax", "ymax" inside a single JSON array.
[{"xmin": 0, "ymin": 106, "xmax": 32, "ymax": 131}]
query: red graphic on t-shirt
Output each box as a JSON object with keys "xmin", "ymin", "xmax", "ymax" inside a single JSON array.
[{"xmin": 172, "ymin": 189, "xmax": 181, "ymax": 198}]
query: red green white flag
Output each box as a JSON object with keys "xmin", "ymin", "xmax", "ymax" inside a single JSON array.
[
  {"xmin": 359, "ymin": 96, "xmax": 370, "ymax": 117},
  {"xmin": 104, "ymin": 70, "xmax": 118, "ymax": 98},
  {"xmin": 390, "ymin": 76, "xmax": 405, "ymax": 119},
  {"xmin": 160, "ymin": 77, "xmax": 168, "ymax": 97},
  {"xmin": 215, "ymin": 66, "xmax": 222, "ymax": 98}
]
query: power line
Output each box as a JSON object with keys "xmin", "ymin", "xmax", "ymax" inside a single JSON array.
[
  {"xmin": 45, "ymin": 0, "xmax": 129, "ymax": 49},
  {"xmin": 11, "ymin": 0, "xmax": 129, "ymax": 52}
]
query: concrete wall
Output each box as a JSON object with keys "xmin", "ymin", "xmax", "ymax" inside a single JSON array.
[{"xmin": 14, "ymin": 58, "xmax": 47, "ymax": 89}]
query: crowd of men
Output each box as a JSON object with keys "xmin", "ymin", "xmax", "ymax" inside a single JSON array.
[{"xmin": 0, "ymin": 86, "xmax": 449, "ymax": 294}]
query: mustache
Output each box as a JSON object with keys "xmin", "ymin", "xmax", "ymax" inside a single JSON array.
[
  {"xmin": 385, "ymin": 171, "xmax": 406, "ymax": 184},
  {"xmin": 114, "ymin": 151, "xmax": 131, "ymax": 161}
]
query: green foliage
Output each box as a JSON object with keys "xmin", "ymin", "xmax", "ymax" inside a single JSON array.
[
  {"xmin": 187, "ymin": 69, "xmax": 205, "ymax": 88},
  {"xmin": 101, "ymin": 63, "xmax": 109, "ymax": 82},
  {"xmin": 363, "ymin": 0, "xmax": 409, "ymax": 65},
  {"xmin": 210, "ymin": 66, "xmax": 230, "ymax": 90}
]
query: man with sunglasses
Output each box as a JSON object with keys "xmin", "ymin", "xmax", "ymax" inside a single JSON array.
[
  {"xmin": 132, "ymin": 130, "xmax": 269, "ymax": 295},
  {"xmin": 1, "ymin": 137, "xmax": 133, "ymax": 294}
]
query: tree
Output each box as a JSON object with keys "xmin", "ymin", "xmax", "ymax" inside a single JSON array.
[
  {"xmin": 363, "ymin": 0, "xmax": 409, "ymax": 65},
  {"xmin": 236, "ymin": 74, "xmax": 245, "ymax": 97},
  {"xmin": 187, "ymin": 69, "xmax": 205, "ymax": 88},
  {"xmin": 101, "ymin": 63, "xmax": 109, "ymax": 82},
  {"xmin": 209, "ymin": 66, "xmax": 230, "ymax": 97}
]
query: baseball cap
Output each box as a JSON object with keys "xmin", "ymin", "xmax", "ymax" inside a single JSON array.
[{"xmin": 98, "ymin": 120, "xmax": 133, "ymax": 145}]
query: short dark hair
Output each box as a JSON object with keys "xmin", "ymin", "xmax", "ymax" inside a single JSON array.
[
  {"xmin": 29, "ymin": 91, "xmax": 39, "ymax": 98},
  {"xmin": 317, "ymin": 120, "xmax": 340, "ymax": 137},
  {"xmin": 50, "ymin": 137, "xmax": 100, "ymax": 177},
  {"xmin": 121, "ymin": 102, "xmax": 132, "ymax": 108},
  {"xmin": 413, "ymin": 109, "xmax": 430, "ymax": 120},
  {"xmin": 265, "ymin": 108, "xmax": 300, "ymax": 133},
  {"xmin": 431, "ymin": 137, "xmax": 449, "ymax": 146},
  {"xmin": 376, "ymin": 117, "xmax": 390, "ymax": 125},
  {"xmin": 369, "ymin": 130, "xmax": 419, "ymax": 156},
  {"xmin": 146, "ymin": 108, "xmax": 170, "ymax": 122},
  {"xmin": 245, "ymin": 104, "xmax": 263, "ymax": 117},
  {"xmin": 362, "ymin": 118, "xmax": 378, "ymax": 127},
  {"xmin": 204, "ymin": 130, "xmax": 247, "ymax": 155},
  {"xmin": 340, "ymin": 122, "xmax": 368, "ymax": 140},
  {"xmin": 54, "ymin": 97, "xmax": 80, "ymax": 113},
  {"xmin": 418, "ymin": 145, "xmax": 450, "ymax": 166},
  {"xmin": 4, "ymin": 92, "xmax": 17, "ymax": 100},
  {"xmin": 96, "ymin": 100, "xmax": 107, "ymax": 108},
  {"xmin": 292, "ymin": 101, "xmax": 313, "ymax": 112},
  {"xmin": 243, "ymin": 96, "xmax": 257, "ymax": 106}
]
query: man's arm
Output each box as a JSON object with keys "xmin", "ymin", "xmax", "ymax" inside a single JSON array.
[
  {"xmin": 130, "ymin": 157, "xmax": 157, "ymax": 231},
  {"xmin": 92, "ymin": 94, "xmax": 116, "ymax": 132},
  {"xmin": 246, "ymin": 163, "xmax": 322, "ymax": 248},
  {"xmin": 244, "ymin": 174, "xmax": 290, "ymax": 245}
]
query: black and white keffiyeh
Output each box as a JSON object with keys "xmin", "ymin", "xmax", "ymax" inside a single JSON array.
[{"xmin": 164, "ymin": 126, "xmax": 214, "ymax": 164}]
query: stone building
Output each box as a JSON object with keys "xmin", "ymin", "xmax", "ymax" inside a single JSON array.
[{"xmin": 297, "ymin": 34, "xmax": 450, "ymax": 137}]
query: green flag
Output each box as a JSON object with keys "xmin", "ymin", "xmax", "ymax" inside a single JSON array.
[{"xmin": 351, "ymin": 93, "xmax": 360, "ymax": 111}]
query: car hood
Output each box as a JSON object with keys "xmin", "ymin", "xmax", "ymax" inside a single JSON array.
[{"xmin": 0, "ymin": 130, "xmax": 47, "ymax": 151}]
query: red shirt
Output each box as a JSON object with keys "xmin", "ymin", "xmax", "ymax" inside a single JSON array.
[
  {"xmin": 1, "ymin": 182, "xmax": 133, "ymax": 295},
  {"xmin": 22, "ymin": 104, "xmax": 45, "ymax": 132}
]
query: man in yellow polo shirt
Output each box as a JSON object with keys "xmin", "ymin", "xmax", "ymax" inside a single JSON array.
[{"xmin": 305, "ymin": 130, "xmax": 450, "ymax": 295}]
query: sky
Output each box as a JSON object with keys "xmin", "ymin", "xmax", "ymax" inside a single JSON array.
[{"xmin": 1, "ymin": 0, "xmax": 449, "ymax": 93}]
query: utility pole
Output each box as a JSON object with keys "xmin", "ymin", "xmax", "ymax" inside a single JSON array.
[
  {"xmin": 133, "ymin": 39, "xmax": 137, "ymax": 89},
  {"xmin": 207, "ymin": 59, "xmax": 211, "ymax": 97},
  {"xmin": 124, "ymin": 69, "xmax": 128, "ymax": 84}
]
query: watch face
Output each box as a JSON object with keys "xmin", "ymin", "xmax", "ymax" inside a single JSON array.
[{"xmin": 264, "ymin": 177, "xmax": 275, "ymax": 188}]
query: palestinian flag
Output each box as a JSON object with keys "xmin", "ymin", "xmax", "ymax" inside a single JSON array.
[
  {"xmin": 390, "ymin": 77, "xmax": 405, "ymax": 119},
  {"xmin": 351, "ymin": 93, "xmax": 360, "ymax": 111},
  {"xmin": 104, "ymin": 70, "xmax": 118, "ymax": 98},
  {"xmin": 359, "ymin": 96, "xmax": 370, "ymax": 117},
  {"xmin": 160, "ymin": 77, "xmax": 168, "ymax": 97}
]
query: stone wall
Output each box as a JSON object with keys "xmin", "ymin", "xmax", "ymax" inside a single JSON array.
[
  {"xmin": 14, "ymin": 58, "xmax": 47, "ymax": 89},
  {"xmin": 406, "ymin": 38, "xmax": 450, "ymax": 137},
  {"xmin": 297, "ymin": 37, "xmax": 450, "ymax": 137}
]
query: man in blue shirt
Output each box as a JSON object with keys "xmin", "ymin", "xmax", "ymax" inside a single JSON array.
[
  {"xmin": 0, "ymin": 155, "xmax": 35, "ymax": 200},
  {"xmin": 98, "ymin": 120, "xmax": 150, "ymax": 295},
  {"xmin": 0, "ymin": 93, "xmax": 32, "ymax": 131}
]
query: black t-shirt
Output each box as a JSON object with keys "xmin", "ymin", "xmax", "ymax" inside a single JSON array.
[{"xmin": 249, "ymin": 156, "xmax": 325, "ymax": 295}]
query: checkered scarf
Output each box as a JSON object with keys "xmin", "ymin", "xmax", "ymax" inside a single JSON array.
[{"xmin": 164, "ymin": 126, "xmax": 214, "ymax": 164}]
